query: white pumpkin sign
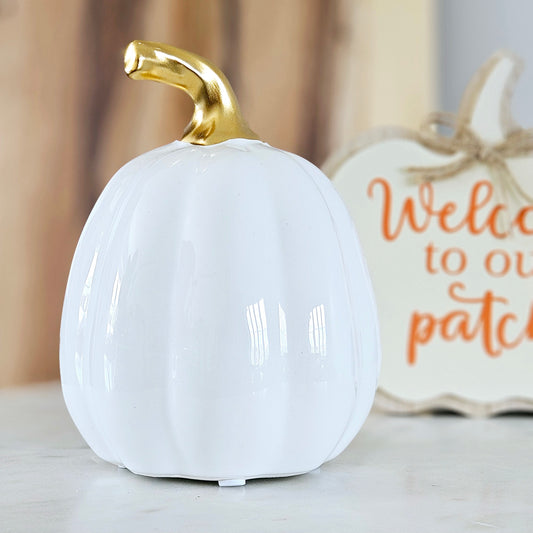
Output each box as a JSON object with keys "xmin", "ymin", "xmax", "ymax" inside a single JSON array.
[{"xmin": 326, "ymin": 52, "xmax": 533, "ymax": 415}]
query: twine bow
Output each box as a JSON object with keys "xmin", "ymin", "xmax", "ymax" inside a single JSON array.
[{"xmin": 406, "ymin": 111, "xmax": 533, "ymax": 209}]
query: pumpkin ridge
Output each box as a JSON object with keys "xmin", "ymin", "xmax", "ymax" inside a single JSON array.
[{"xmin": 276, "ymin": 150, "xmax": 365, "ymax": 462}]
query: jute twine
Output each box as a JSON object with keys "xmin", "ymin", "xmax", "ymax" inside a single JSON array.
[{"xmin": 406, "ymin": 111, "xmax": 533, "ymax": 212}]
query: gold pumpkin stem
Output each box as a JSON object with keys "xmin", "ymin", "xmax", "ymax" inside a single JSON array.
[{"xmin": 124, "ymin": 40, "xmax": 259, "ymax": 146}]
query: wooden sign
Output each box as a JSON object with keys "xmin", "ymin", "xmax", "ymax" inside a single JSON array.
[{"xmin": 325, "ymin": 52, "xmax": 533, "ymax": 415}]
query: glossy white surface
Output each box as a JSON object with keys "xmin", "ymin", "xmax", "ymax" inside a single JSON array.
[
  {"xmin": 2, "ymin": 383, "xmax": 532, "ymax": 533},
  {"xmin": 60, "ymin": 139, "xmax": 380, "ymax": 482}
]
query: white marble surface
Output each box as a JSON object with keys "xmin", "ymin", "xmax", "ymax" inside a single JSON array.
[{"xmin": 1, "ymin": 383, "xmax": 532, "ymax": 532}]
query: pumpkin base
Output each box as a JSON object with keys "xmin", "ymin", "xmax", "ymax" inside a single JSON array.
[{"xmin": 218, "ymin": 479, "xmax": 246, "ymax": 487}]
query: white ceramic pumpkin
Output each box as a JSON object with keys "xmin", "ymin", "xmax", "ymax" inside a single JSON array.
[{"xmin": 60, "ymin": 40, "xmax": 380, "ymax": 486}]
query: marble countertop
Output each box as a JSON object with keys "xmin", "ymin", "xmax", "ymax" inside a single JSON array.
[{"xmin": 1, "ymin": 382, "xmax": 532, "ymax": 532}]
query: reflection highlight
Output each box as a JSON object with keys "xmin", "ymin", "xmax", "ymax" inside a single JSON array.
[
  {"xmin": 309, "ymin": 304, "xmax": 327, "ymax": 356},
  {"xmin": 246, "ymin": 299, "xmax": 269, "ymax": 366}
]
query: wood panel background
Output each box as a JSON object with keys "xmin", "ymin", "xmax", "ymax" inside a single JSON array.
[{"xmin": 0, "ymin": 0, "xmax": 435, "ymax": 387}]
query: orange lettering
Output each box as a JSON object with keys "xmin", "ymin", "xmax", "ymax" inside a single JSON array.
[
  {"xmin": 487, "ymin": 204, "xmax": 509, "ymax": 238},
  {"xmin": 516, "ymin": 251, "xmax": 533, "ymax": 278},
  {"xmin": 406, "ymin": 283, "xmax": 531, "ymax": 364},
  {"xmin": 407, "ymin": 312, "xmax": 435, "ymax": 365},
  {"xmin": 368, "ymin": 178, "xmax": 431, "ymax": 241},
  {"xmin": 441, "ymin": 248, "xmax": 467, "ymax": 275},
  {"xmin": 440, "ymin": 310, "xmax": 472, "ymax": 340},
  {"xmin": 466, "ymin": 181, "xmax": 493, "ymax": 235},
  {"xmin": 484, "ymin": 249, "xmax": 511, "ymax": 277},
  {"xmin": 425, "ymin": 242, "xmax": 439, "ymax": 274},
  {"xmin": 497, "ymin": 314, "xmax": 524, "ymax": 349},
  {"xmin": 516, "ymin": 206, "xmax": 533, "ymax": 235},
  {"xmin": 368, "ymin": 178, "xmax": 532, "ymax": 239}
]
